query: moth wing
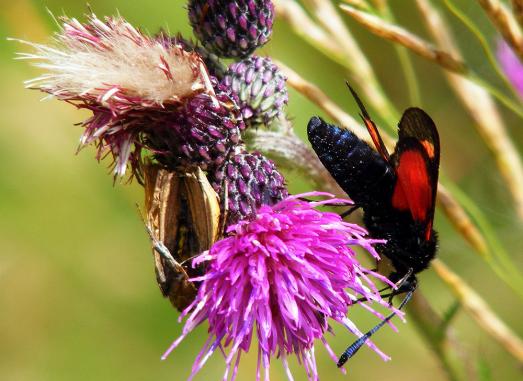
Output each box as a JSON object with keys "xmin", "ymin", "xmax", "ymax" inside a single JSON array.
[
  {"xmin": 397, "ymin": 107, "xmax": 440, "ymax": 173},
  {"xmin": 392, "ymin": 108, "xmax": 440, "ymax": 240}
]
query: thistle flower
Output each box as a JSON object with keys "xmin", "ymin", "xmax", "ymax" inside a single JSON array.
[
  {"xmin": 211, "ymin": 149, "xmax": 288, "ymax": 225},
  {"xmin": 188, "ymin": 0, "xmax": 275, "ymax": 58},
  {"xmin": 497, "ymin": 39, "xmax": 523, "ymax": 98},
  {"xmin": 221, "ymin": 56, "xmax": 288, "ymax": 126},
  {"xmin": 14, "ymin": 13, "xmax": 216, "ymax": 176},
  {"xmin": 163, "ymin": 193, "xmax": 402, "ymax": 380}
]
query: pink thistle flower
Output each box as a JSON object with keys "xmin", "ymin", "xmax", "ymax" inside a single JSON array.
[
  {"xmin": 164, "ymin": 193, "xmax": 403, "ymax": 381},
  {"xmin": 498, "ymin": 39, "xmax": 523, "ymax": 98},
  {"xmin": 13, "ymin": 13, "xmax": 218, "ymax": 176}
]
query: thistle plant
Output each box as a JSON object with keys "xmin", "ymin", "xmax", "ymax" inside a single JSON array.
[{"xmin": 10, "ymin": 0, "xmax": 523, "ymax": 381}]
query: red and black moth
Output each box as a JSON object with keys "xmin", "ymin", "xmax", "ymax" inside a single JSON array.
[{"xmin": 307, "ymin": 85, "xmax": 440, "ymax": 366}]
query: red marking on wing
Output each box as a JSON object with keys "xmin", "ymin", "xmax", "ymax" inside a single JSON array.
[
  {"xmin": 420, "ymin": 140, "xmax": 435, "ymax": 159},
  {"xmin": 425, "ymin": 220, "xmax": 433, "ymax": 241},
  {"xmin": 392, "ymin": 150, "xmax": 432, "ymax": 223},
  {"xmin": 364, "ymin": 119, "xmax": 390, "ymax": 162}
]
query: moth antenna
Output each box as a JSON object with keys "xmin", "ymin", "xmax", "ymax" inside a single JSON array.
[
  {"xmin": 337, "ymin": 288, "xmax": 414, "ymax": 368},
  {"xmin": 345, "ymin": 82, "xmax": 390, "ymax": 161},
  {"xmin": 346, "ymin": 82, "xmax": 371, "ymax": 121},
  {"xmin": 135, "ymin": 203, "xmax": 178, "ymax": 267}
]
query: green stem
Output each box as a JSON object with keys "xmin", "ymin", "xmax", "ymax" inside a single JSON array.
[
  {"xmin": 408, "ymin": 293, "xmax": 466, "ymax": 381},
  {"xmin": 396, "ymin": 45, "xmax": 422, "ymax": 105},
  {"xmin": 467, "ymin": 73, "xmax": 523, "ymax": 119},
  {"xmin": 381, "ymin": 5, "xmax": 421, "ymax": 105},
  {"xmin": 445, "ymin": 181, "xmax": 523, "ymax": 300}
]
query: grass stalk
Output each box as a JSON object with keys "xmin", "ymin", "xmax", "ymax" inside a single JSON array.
[
  {"xmin": 416, "ymin": 0, "xmax": 523, "ymax": 220},
  {"xmin": 339, "ymin": 4, "xmax": 467, "ymax": 73},
  {"xmin": 341, "ymin": 2, "xmax": 523, "ymax": 118},
  {"xmin": 443, "ymin": 0, "xmax": 523, "ymax": 103},
  {"xmin": 303, "ymin": 0, "xmax": 399, "ymax": 123},
  {"xmin": 512, "ymin": 0, "xmax": 523, "ymax": 29},
  {"xmin": 274, "ymin": 0, "xmax": 399, "ymax": 130},
  {"xmin": 475, "ymin": 0, "xmax": 523, "ymax": 62},
  {"xmin": 433, "ymin": 259, "xmax": 523, "ymax": 364}
]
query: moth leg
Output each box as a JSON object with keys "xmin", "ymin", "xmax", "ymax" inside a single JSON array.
[
  {"xmin": 354, "ymin": 284, "xmax": 392, "ymax": 303},
  {"xmin": 387, "ymin": 268, "xmax": 415, "ymax": 305},
  {"xmin": 297, "ymin": 196, "xmax": 353, "ymax": 208},
  {"xmin": 340, "ymin": 205, "xmax": 361, "ymax": 219},
  {"xmin": 356, "ymin": 269, "xmax": 415, "ymax": 304}
]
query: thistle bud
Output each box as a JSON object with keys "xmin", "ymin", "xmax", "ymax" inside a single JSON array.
[
  {"xmin": 221, "ymin": 55, "xmax": 288, "ymax": 126},
  {"xmin": 210, "ymin": 149, "xmax": 288, "ymax": 225},
  {"xmin": 146, "ymin": 92, "xmax": 245, "ymax": 171},
  {"xmin": 188, "ymin": 0, "xmax": 274, "ymax": 58}
]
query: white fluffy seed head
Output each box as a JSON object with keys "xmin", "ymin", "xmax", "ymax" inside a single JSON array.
[{"xmin": 14, "ymin": 13, "xmax": 214, "ymax": 107}]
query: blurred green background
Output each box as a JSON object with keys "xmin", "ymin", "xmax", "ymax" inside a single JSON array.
[{"xmin": 1, "ymin": 0, "xmax": 522, "ymax": 380}]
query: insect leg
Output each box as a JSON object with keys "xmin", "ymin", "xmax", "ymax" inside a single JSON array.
[
  {"xmin": 387, "ymin": 268, "xmax": 415, "ymax": 304},
  {"xmin": 340, "ymin": 205, "xmax": 361, "ymax": 219},
  {"xmin": 354, "ymin": 284, "xmax": 392, "ymax": 303}
]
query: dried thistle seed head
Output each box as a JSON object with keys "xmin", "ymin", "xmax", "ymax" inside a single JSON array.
[
  {"xmin": 19, "ymin": 13, "xmax": 213, "ymax": 107},
  {"xmin": 221, "ymin": 55, "xmax": 288, "ymax": 126},
  {"xmin": 156, "ymin": 32, "xmax": 228, "ymax": 80},
  {"xmin": 210, "ymin": 149, "xmax": 288, "ymax": 226},
  {"xmin": 145, "ymin": 91, "xmax": 245, "ymax": 171},
  {"xmin": 188, "ymin": 0, "xmax": 274, "ymax": 58},
  {"xmin": 144, "ymin": 163, "xmax": 222, "ymax": 311},
  {"xmin": 15, "ymin": 13, "xmax": 215, "ymax": 176}
]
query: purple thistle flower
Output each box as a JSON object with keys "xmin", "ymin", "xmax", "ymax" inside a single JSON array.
[
  {"xmin": 163, "ymin": 193, "xmax": 403, "ymax": 381},
  {"xmin": 498, "ymin": 39, "xmax": 523, "ymax": 98}
]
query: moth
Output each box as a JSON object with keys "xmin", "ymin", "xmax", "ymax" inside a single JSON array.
[
  {"xmin": 307, "ymin": 85, "xmax": 440, "ymax": 365},
  {"xmin": 143, "ymin": 164, "xmax": 222, "ymax": 311}
]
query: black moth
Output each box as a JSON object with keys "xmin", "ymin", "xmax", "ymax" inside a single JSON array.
[{"xmin": 307, "ymin": 86, "xmax": 440, "ymax": 366}]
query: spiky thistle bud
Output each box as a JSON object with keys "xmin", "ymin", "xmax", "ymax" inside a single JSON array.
[
  {"xmin": 210, "ymin": 149, "xmax": 288, "ymax": 225},
  {"xmin": 146, "ymin": 92, "xmax": 245, "ymax": 171},
  {"xmin": 188, "ymin": 0, "xmax": 274, "ymax": 58},
  {"xmin": 220, "ymin": 55, "xmax": 288, "ymax": 126}
]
